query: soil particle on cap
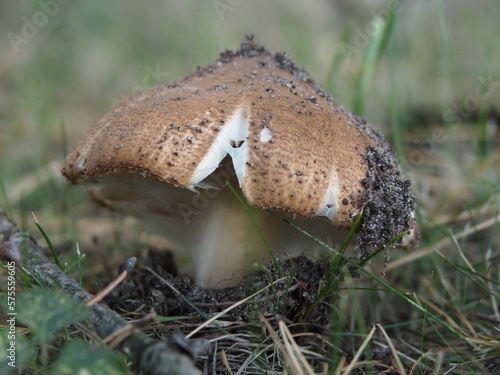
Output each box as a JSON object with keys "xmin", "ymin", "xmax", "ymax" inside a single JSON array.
[
  {"xmin": 219, "ymin": 35, "xmax": 267, "ymax": 61},
  {"xmin": 217, "ymin": 35, "xmax": 336, "ymax": 106},
  {"xmin": 356, "ymin": 146, "xmax": 416, "ymax": 260}
]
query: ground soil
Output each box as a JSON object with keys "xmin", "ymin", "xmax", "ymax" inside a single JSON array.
[{"xmin": 100, "ymin": 249, "xmax": 332, "ymax": 331}]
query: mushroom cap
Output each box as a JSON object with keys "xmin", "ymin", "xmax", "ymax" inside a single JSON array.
[{"xmin": 62, "ymin": 37, "xmax": 416, "ymax": 271}]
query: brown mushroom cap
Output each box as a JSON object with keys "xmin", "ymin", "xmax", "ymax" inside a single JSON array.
[{"xmin": 62, "ymin": 37, "xmax": 416, "ymax": 287}]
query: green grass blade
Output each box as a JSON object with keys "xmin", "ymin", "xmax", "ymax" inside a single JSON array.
[
  {"xmin": 434, "ymin": 0, "xmax": 452, "ymax": 111},
  {"xmin": 388, "ymin": 19, "xmax": 406, "ymax": 167},
  {"xmin": 226, "ymin": 182, "xmax": 283, "ymax": 278},
  {"xmin": 0, "ymin": 174, "xmax": 13, "ymax": 218},
  {"xmin": 352, "ymin": 11, "xmax": 394, "ymax": 116},
  {"xmin": 32, "ymin": 213, "xmax": 61, "ymax": 268},
  {"xmin": 325, "ymin": 21, "xmax": 355, "ymax": 96}
]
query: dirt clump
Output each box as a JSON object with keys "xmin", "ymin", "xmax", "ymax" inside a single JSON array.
[{"xmin": 100, "ymin": 251, "xmax": 332, "ymax": 330}]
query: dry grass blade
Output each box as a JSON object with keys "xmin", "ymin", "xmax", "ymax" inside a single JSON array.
[
  {"xmin": 221, "ymin": 349, "xmax": 234, "ymax": 375},
  {"xmin": 338, "ymin": 324, "xmax": 409, "ymax": 375},
  {"xmin": 374, "ymin": 323, "xmax": 407, "ymax": 375},
  {"xmin": 186, "ymin": 277, "xmax": 287, "ymax": 339},
  {"xmin": 339, "ymin": 324, "xmax": 377, "ymax": 375},
  {"xmin": 278, "ymin": 319, "xmax": 316, "ymax": 375},
  {"xmin": 104, "ymin": 311, "xmax": 157, "ymax": 349},
  {"xmin": 260, "ymin": 314, "xmax": 294, "ymax": 372},
  {"xmin": 103, "ymin": 323, "xmax": 136, "ymax": 349},
  {"xmin": 419, "ymin": 276, "xmax": 477, "ymax": 335},
  {"xmin": 432, "ymin": 197, "xmax": 500, "ymax": 226},
  {"xmin": 260, "ymin": 314, "xmax": 316, "ymax": 375},
  {"xmin": 408, "ymin": 350, "xmax": 434, "ymax": 375},
  {"xmin": 451, "ymin": 231, "xmax": 477, "ymax": 273},
  {"xmin": 333, "ymin": 354, "xmax": 347, "ymax": 375},
  {"xmin": 486, "ymin": 248, "xmax": 500, "ymax": 323},
  {"xmin": 387, "ymin": 212, "xmax": 500, "ymax": 270},
  {"xmin": 234, "ymin": 339, "xmax": 279, "ymax": 375}
]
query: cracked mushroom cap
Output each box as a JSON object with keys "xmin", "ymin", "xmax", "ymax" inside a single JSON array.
[{"xmin": 62, "ymin": 37, "xmax": 416, "ymax": 288}]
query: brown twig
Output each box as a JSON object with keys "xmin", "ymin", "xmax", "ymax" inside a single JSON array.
[{"xmin": 0, "ymin": 207, "xmax": 202, "ymax": 375}]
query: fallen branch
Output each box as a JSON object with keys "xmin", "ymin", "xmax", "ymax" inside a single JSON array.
[{"xmin": 0, "ymin": 207, "xmax": 202, "ymax": 375}]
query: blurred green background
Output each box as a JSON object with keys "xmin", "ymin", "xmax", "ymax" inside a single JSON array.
[
  {"xmin": 1, "ymin": 3, "xmax": 499, "ymax": 372},
  {"xmin": 0, "ymin": 0, "xmax": 499, "ymax": 238}
]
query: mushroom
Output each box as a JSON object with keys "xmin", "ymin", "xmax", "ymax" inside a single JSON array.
[{"xmin": 62, "ymin": 37, "xmax": 416, "ymax": 288}]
